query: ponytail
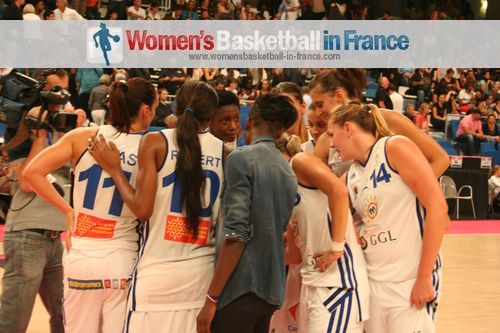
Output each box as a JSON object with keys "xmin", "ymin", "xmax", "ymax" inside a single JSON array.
[
  {"xmin": 174, "ymin": 81, "xmax": 218, "ymax": 238},
  {"xmin": 330, "ymin": 102, "xmax": 392, "ymax": 139},
  {"xmin": 309, "ymin": 69, "xmax": 366, "ymax": 101},
  {"xmin": 276, "ymin": 134, "xmax": 302, "ymax": 157},
  {"xmin": 109, "ymin": 77, "xmax": 156, "ymax": 133}
]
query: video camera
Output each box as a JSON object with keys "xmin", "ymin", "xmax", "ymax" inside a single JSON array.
[
  {"xmin": 24, "ymin": 86, "xmax": 77, "ymax": 133},
  {"xmin": 0, "ymin": 69, "xmax": 77, "ymax": 133}
]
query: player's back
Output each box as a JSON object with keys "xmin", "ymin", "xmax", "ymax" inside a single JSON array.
[{"xmin": 72, "ymin": 125, "xmax": 142, "ymax": 253}]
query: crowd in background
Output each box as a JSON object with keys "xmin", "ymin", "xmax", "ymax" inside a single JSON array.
[{"xmin": 0, "ymin": 0, "xmax": 478, "ymax": 21}]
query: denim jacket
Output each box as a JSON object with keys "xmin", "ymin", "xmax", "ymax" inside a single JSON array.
[{"xmin": 217, "ymin": 136, "xmax": 298, "ymax": 309}]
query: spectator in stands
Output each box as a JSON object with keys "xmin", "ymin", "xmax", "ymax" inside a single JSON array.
[
  {"xmin": 158, "ymin": 68, "xmax": 186, "ymax": 94},
  {"xmin": 113, "ymin": 69, "xmax": 128, "ymax": 82},
  {"xmin": 71, "ymin": 0, "xmax": 87, "ymax": 16},
  {"xmin": 75, "ymin": 68, "xmax": 103, "ymax": 119},
  {"xmin": 108, "ymin": 9, "xmax": 119, "ymax": 19},
  {"xmin": 214, "ymin": 78, "xmax": 226, "ymax": 91},
  {"xmin": 488, "ymin": 166, "xmax": 500, "ymax": 206},
  {"xmin": 128, "ymin": 68, "xmax": 151, "ymax": 80},
  {"xmin": 200, "ymin": 9, "xmax": 210, "ymax": 19},
  {"xmin": 254, "ymin": 79, "xmax": 272, "ymax": 99},
  {"xmin": 482, "ymin": 114, "xmax": 499, "ymax": 143},
  {"xmin": 107, "ymin": 0, "xmax": 127, "ymax": 19},
  {"xmin": 458, "ymin": 71, "xmax": 467, "ymax": 90},
  {"xmin": 388, "ymin": 83, "xmax": 403, "ymax": 113},
  {"xmin": 375, "ymin": 76, "xmax": 393, "ymax": 110},
  {"xmin": 446, "ymin": 90, "xmax": 460, "ymax": 114},
  {"xmin": 485, "ymin": 94, "xmax": 495, "ymax": 110},
  {"xmin": 239, "ymin": 1, "xmax": 254, "ymax": 19},
  {"xmin": 85, "ymin": 0, "xmax": 100, "ymax": 19},
  {"xmin": 493, "ymin": 96, "xmax": 500, "ymax": 118},
  {"xmin": 409, "ymin": 68, "xmax": 428, "ymax": 108},
  {"xmin": 43, "ymin": 9, "xmax": 55, "ymax": 19},
  {"xmin": 431, "ymin": 93, "xmax": 448, "ymax": 132},
  {"xmin": 23, "ymin": 4, "xmax": 41, "ymax": 19},
  {"xmin": 311, "ymin": 0, "xmax": 326, "ymax": 19},
  {"xmin": 152, "ymin": 88, "xmax": 173, "ymax": 126},
  {"xmin": 458, "ymin": 80, "xmax": 476, "ymax": 113},
  {"xmin": 227, "ymin": 77, "xmax": 239, "ymax": 95},
  {"xmin": 34, "ymin": 0, "xmax": 45, "ymax": 18},
  {"xmin": 88, "ymin": 74, "xmax": 111, "ymax": 126},
  {"xmin": 414, "ymin": 103, "xmax": 430, "ymax": 132},
  {"xmin": 438, "ymin": 68, "xmax": 460, "ymax": 94},
  {"xmin": 128, "ymin": 0, "xmax": 146, "ymax": 19},
  {"xmin": 404, "ymin": 103, "xmax": 416, "ymax": 122},
  {"xmin": 1, "ymin": 0, "xmax": 24, "ymax": 20},
  {"xmin": 478, "ymin": 101, "xmax": 490, "ymax": 117},
  {"xmin": 54, "ymin": 0, "xmax": 84, "ymax": 19},
  {"xmin": 239, "ymin": 77, "xmax": 255, "ymax": 101},
  {"xmin": 456, "ymin": 108, "xmax": 485, "ymax": 155},
  {"xmin": 479, "ymin": 71, "xmax": 493, "ymax": 95},
  {"xmin": 492, "ymin": 82, "xmax": 500, "ymax": 96},
  {"xmin": 202, "ymin": 68, "xmax": 219, "ymax": 82},
  {"xmin": 216, "ymin": 1, "xmax": 233, "ymax": 19},
  {"xmin": 278, "ymin": 0, "xmax": 300, "ymax": 20},
  {"xmin": 181, "ymin": 0, "xmax": 200, "ymax": 19},
  {"xmin": 147, "ymin": 1, "xmax": 162, "ymax": 19},
  {"xmin": 197, "ymin": 0, "xmax": 210, "ymax": 16},
  {"xmin": 328, "ymin": 1, "xmax": 347, "ymax": 20}
]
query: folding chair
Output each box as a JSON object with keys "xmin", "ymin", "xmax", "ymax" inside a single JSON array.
[{"xmin": 439, "ymin": 175, "xmax": 476, "ymax": 219}]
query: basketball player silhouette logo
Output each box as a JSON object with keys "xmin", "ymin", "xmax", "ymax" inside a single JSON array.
[{"xmin": 93, "ymin": 23, "xmax": 121, "ymax": 66}]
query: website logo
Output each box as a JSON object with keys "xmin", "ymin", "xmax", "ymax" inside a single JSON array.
[{"xmin": 87, "ymin": 23, "xmax": 123, "ymax": 66}]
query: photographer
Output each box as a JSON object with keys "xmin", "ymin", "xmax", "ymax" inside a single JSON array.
[{"xmin": 0, "ymin": 69, "xmax": 69, "ymax": 333}]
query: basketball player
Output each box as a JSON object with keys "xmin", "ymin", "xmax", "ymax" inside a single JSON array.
[
  {"xmin": 301, "ymin": 103, "xmax": 328, "ymax": 154},
  {"xmin": 210, "ymin": 90, "xmax": 241, "ymax": 151},
  {"xmin": 23, "ymin": 77, "xmax": 157, "ymax": 332},
  {"xmin": 309, "ymin": 69, "xmax": 450, "ymax": 177},
  {"xmin": 329, "ymin": 102, "xmax": 449, "ymax": 332},
  {"xmin": 88, "ymin": 81, "xmax": 223, "ymax": 333},
  {"xmin": 269, "ymin": 81, "xmax": 309, "ymax": 333},
  {"xmin": 274, "ymin": 82, "xmax": 310, "ymax": 143},
  {"xmin": 277, "ymin": 134, "xmax": 369, "ymax": 333}
]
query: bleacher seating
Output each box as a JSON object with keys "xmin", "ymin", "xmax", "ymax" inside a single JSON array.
[
  {"xmin": 449, "ymin": 119, "xmax": 460, "ymax": 140},
  {"xmin": 438, "ymin": 140, "xmax": 458, "ymax": 155}
]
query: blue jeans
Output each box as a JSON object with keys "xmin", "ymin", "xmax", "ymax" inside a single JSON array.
[
  {"xmin": 456, "ymin": 134, "xmax": 484, "ymax": 156},
  {"xmin": 0, "ymin": 230, "xmax": 64, "ymax": 333}
]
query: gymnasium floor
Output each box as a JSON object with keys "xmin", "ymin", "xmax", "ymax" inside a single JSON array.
[{"xmin": 1, "ymin": 221, "xmax": 499, "ymax": 333}]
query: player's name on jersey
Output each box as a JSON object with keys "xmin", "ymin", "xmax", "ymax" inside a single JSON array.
[
  {"xmin": 119, "ymin": 151, "xmax": 138, "ymax": 167},
  {"xmin": 169, "ymin": 149, "xmax": 222, "ymax": 168}
]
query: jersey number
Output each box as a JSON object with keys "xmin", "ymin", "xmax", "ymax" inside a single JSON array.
[
  {"xmin": 370, "ymin": 163, "xmax": 392, "ymax": 188},
  {"xmin": 162, "ymin": 170, "xmax": 220, "ymax": 218},
  {"xmin": 78, "ymin": 164, "xmax": 132, "ymax": 217}
]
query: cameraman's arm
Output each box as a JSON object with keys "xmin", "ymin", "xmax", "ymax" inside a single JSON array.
[{"xmin": 17, "ymin": 132, "xmax": 47, "ymax": 193}]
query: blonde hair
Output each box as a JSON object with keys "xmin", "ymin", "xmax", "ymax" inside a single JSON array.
[
  {"xmin": 419, "ymin": 103, "xmax": 430, "ymax": 114},
  {"xmin": 329, "ymin": 102, "xmax": 392, "ymax": 139},
  {"xmin": 276, "ymin": 133, "xmax": 302, "ymax": 157},
  {"xmin": 165, "ymin": 114, "xmax": 177, "ymax": 128}
]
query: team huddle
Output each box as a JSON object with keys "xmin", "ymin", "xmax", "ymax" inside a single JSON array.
[{"xmin": 19, "ymin": 69, "xmax": 449, "ymax": 333}]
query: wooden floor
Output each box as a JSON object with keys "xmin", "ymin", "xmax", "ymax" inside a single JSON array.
[{"xmin": 1, "ymin": 234, "xmax": 499, "ymax": 332}]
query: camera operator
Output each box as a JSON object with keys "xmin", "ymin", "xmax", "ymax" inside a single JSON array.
[{"xmin": 0, "ymin": 69, "xmax": 69, "ymax": 333}]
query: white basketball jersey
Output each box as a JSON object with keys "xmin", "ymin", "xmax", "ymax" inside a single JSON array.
[
  {"xmin": 132, "ymin": 129, "xmax": 224, "ymax": 311},
  {"xmin": 72, "ymin": 125, "xmax": 142, "ymax": 252},
  {"xmin": 290, "ymin": 157, "xmax": 369, "ymax": 321},
  {"xmin": 329, "ymin": 147, "xmax": 353, "ymax": 177},
  {"xmin": 347, "ymin": 136, "xmax": 442, "ymax": 282},
  {"xmin": 301, "ymin": 140, "xmax": 315, "ymax": 154}
]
